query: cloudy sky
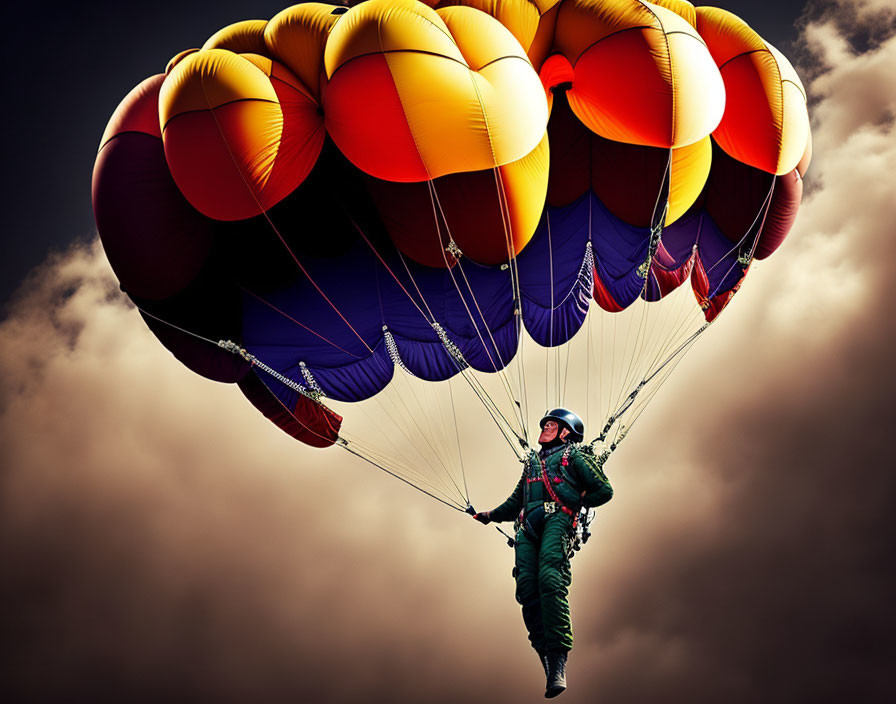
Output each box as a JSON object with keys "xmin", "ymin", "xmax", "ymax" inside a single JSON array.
[{"xmin": 2, "ymin": 0, "xmax": 895, "ymax": 702}]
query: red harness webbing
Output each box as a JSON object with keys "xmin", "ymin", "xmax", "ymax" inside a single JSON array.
[{"xmin": 539, "ymin": 449, "xmax": 579, "ymax": 527}]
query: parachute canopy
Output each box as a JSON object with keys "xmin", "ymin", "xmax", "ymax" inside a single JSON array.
[{"xmin": 93, "ymin": 0, "xmax": 810, "ymax": 511}]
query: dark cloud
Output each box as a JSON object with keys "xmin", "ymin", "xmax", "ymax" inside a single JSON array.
[{"xmin": 2, "ymin": 2, "xmax": 895, "ymax": 703}]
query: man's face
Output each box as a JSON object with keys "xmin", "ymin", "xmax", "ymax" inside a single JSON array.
[{"xmin": 539, "ymin": 420, "xmax": 569, "ymax": 445}]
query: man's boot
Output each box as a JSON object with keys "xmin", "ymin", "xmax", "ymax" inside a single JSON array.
[
  {"xmin": 545, "ymin": 651, "xmax": 567, "ymax": 698},
  {"xmin": 537, "ymin": 649, "xmax": 550, "ymax": 678}
]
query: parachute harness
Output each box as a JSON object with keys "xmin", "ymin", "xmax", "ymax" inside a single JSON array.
[
  {"xmin": 539, "ymin": 447, "xmax": 578, "ymax": 521},
  {"xmin": 513, "ymin": 444, "xmax": 605, "ymax": 556}
]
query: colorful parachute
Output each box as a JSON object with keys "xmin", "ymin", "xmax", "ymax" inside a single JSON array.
[{"xmin": 92, "ymin": 0, "xmax": 811, "ymax": 509}]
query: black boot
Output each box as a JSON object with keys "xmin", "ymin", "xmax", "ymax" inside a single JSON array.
[
  {"xmin": 537, "ymin": 649, "xmax": 550, "ymax": 678},
  {"xmin": 545, "ymin": 651, "xmax": 567, "ymax": 698}
]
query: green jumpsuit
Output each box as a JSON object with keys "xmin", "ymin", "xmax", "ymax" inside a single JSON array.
[{"xmin": 489, "ymin": 443, "xmax": 613, "ymax": 654}]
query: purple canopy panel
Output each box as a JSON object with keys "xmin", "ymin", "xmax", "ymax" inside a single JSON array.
[
  {"xmin": 589, "ymin": 195, "xmax": 652, "ymax": 311},
  {"xmin": 242, "ymin": 191, "xmax": 681, "ymax": 405},
  {"xmin": 518, "ymin": 195, "xmax": 593, "ymax": 347},
  {"xmin": 240, "ymin": 228, "xmax": 522, "ymax": 402},
  {"xmin": 390, "ymin": 334, "xmax": 465, "ymax": 380},
  {"xmin": 696, "ymin": 212, "xmax": 749, "ymax": 300},
  {"xmin": 643, "ymin": 210, "xmax": 703, "ymax": 302},
  {"xmin": 298, "ymin": 349, "xmax": 395, "ymax": 403}
]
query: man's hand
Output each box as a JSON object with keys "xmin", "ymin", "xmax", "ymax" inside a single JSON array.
[{"xmin": 473, "ymin": 511, "xmax": 492, "ymax": 525}]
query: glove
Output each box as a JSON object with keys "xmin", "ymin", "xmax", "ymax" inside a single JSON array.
[{"xmin": 473, "ymin": 511, "xmax": 492, "ymax": 525}]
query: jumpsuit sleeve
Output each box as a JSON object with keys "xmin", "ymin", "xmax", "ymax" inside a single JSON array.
[
  {"xmin": 488, "ymin": 472, "xmax": 525, "ymax": 523},
  {"xmin": 568, "ymin": 446, "xmax": 613, "ymax": 508}
]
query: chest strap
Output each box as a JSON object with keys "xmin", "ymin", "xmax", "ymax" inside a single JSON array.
[{"xmin": 539, "ymin": 450, "xmax": 579, "ymax": 526}]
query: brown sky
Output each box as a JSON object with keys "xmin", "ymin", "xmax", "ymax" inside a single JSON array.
[{"xmin": 2, "ymin": 1, "xmax": 896, "ymax": 702}]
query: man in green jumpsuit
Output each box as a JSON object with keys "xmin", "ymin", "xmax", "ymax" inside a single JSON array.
[{"xmin": 473, "ymin": 409, "xmax": 613, "ymax": 698}]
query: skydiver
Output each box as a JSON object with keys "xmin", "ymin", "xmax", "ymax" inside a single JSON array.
[{"xmin": 472, "ymin": 409, "xmax": 613, "ymax": 699}]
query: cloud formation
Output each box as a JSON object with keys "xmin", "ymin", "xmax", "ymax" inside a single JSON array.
[{"xmin": 2, "ymin": 1, "xmax": 895, "ymax": 701}]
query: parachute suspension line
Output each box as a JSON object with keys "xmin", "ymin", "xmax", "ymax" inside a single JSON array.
[
  {"xmin": 625, "ymin": 336, "xmax": 702, "ymax": 433},
  {"xmin": 641, "ymin": 270, "xmax": 703, "ymax": 379},
  {"xmin": 586, "ymin": 297, "xmax": 593, "ymax": 434},
  {"xmin": 625, "ymin": 302, "xmax": 657, "ymax": 397},
  {"xmin": 338, "ymin": 439, "xmax": 468, "ymax": 513},
  {"xmin": 552, "ymin": 342, "xmax": 559, "ymax": 407},
  {"xmin": 348, "ymin": 217, "xmax": 526, "ymax": 458},
  {"xmin": 607, "ymin": 306, "xmax": 618, "ymax": 427},
  {"xmin": 376, "ymin": 328, "xmax": 466, "ymax": 499},
  {"xmin": 142, "ymin": 319, "xmax": 324, "ymax": 409},
  {"xmin": 349, "ymin": 218, "xmax": 432, "ymax": 321},
  {"xmin": 427, "ymin": 181, "xmax": 527, "ymax": 438},
  {"xmin": 704, "ymin": 177, "xmax": 775, "ymax": 278},
  {"xmin": 643, "ymin": 267, "xmax": 686, "ymax": 371},
  {"xmin": 432, "ymin": 322, "xmax": 527, "ymax": 460},
  {"xmin": 136, "ymin": 305, "xmax": 221, "ymax": 347},
  {"xmin": 562, "ymin": 335, "xmax": 572, "ymax": 407},
  {"xmin": 422, "ymin": 374, "xmax": 468, "ymax": 503},
  {"xmin": 610, "ymin": 321, "xmax": 711, "ymax": 447},
  {"xmin": 352, "ymin": 214, "xmax": 504, "ymax": 431},
  {"xmin": 609, "ymin": 307, "xmax": 633, "ymax": 418},
  {"xmin": 588, "ymin": 196, "xmax": 605, "ymax": 428},
  {"xmin": 614, "ymin": 293, "xmax": 650, "ymax": 416},
  {"xmin": 134, "ymin": 306, "xmax": 365, "ymax": 463},
  {"xmin": 202, "ymin": 86, "xmax": 472, "ymax": 497},
  {"xmin": 706, "ymin": 179, "xmax": 775, "ymax": 305},
  {"xmin": 399, "ymin": 367, "xmax": 469, "ymax": 502},
  {"xmin": 153, "ymin": 267, "xmax": 453, "ymax": 505},
  {"xmin": 426, "ymin": 182, "xmax": 502, "ymax": 377},
  {"xmin": 366, "ymin": 368, "xmax": 466, "ymax": 501},
  {"xmin": 373, "ymin": 287, "xmax": 464, "ymax": 502},
  {"xmin": 545, "ymin": 210, "xmax": 554, "ymax": 409},
  {"xmin": 240, "ymin": 287, "xmax": 364, "ymax": 359},
  {"xmin": 364, "ymin": 262, "xmax": 468, "ymax": 502},
  {"xmin": 449, "ymin": 377, "xmax": 470, "ymax": 503},
  {"xmin": 244, "ymin": 283, "xmax": 464, "ymax": 498},
  {"xmin": 179, "ymin": 97, "xmax": 510, "ymax": 507},
  {"xmin": 615, "ymin": 149, "xmax": 672, "ymax": 408},
  {"xmin": 596, "ymin": 318, "xmax": 712, "ymax": 447},
  {"xmin": 344, "ymin": 399, "xmax": 460, "ymax": 503},
  {"xmin": 491, "ymin": 163, "xmax": 530, "ymax": 442},
  {"xmin": 515, "ymin": 286, "xmax": 531, "ymax": 440},
  {"xmin": 348, "ymin": 397, "xmax": 439, "ymax": 494},
  {"xmin": 199, "ymin": 92, "xmax": 373, "ymax": 355},
  {"xmin": 464, "ymin": 62, "xmax": 530, "ymax": 437},
  {"xmin": 601, "ymin": 148, "xmax": 672, "ymax": 423},
  {"xmin": 258, "ymin": 213, "xmax": 375, "ymax": 354}
]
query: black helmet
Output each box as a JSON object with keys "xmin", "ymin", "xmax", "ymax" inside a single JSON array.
[{"xmin": 539, "ymin": 408, "xmax": 584, "ymax": 443}]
